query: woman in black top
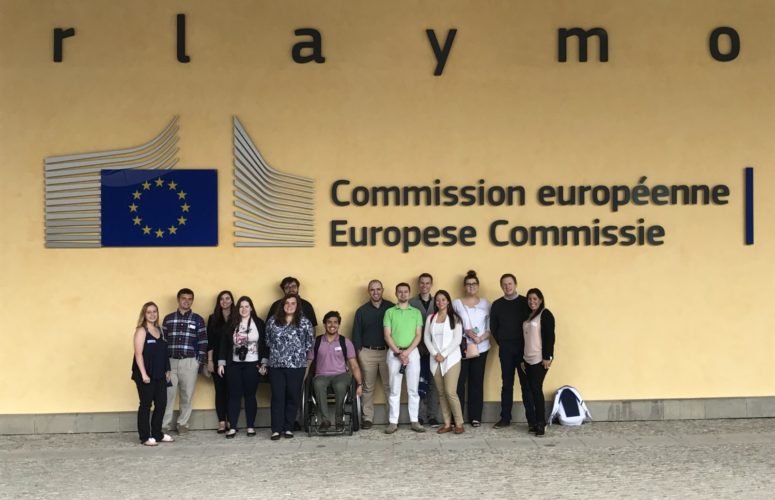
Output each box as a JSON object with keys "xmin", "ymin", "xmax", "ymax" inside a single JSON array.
[
  {"xmin": 520, "ymin": 288, "xmax": 556, "ymax": 436},
  {"xmin": 132, "ymin": 301, "xmax": 173, "ymax": 446},
  {"xmin": 217, "ymin": 296, "xmax": 268, "ymax": 438},
  {"xmin": 207, "ymin": 290, "xmax": 236, "ymax": 433}
]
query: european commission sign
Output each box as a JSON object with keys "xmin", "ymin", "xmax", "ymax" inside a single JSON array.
[{"xmin": 43, "ymin": 118, "xmax": 314, "ymax": 249}]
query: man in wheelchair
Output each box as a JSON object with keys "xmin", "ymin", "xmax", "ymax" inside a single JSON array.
[{"xmin": 309, "ymin": 311, "xmax": 363, "ymax": 431}]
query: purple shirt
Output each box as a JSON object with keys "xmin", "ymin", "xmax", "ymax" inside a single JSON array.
[{"xmin": 313, "ymin": 334, "xmax": 355, "ymax": 376}]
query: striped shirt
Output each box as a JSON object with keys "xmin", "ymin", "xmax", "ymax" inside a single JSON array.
[{"xmin": 163, "ymin": 310, "xmax": 208, "ymax": 363}]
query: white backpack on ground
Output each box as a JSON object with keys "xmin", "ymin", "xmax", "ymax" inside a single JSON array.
[{"xmin": 549, "ymin": 385, "xmax": 592, "ymax": 426}]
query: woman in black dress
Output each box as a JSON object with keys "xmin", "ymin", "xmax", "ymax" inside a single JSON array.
[
  {"xmin": 207, "ymin": 290, "xmax": 236, "ymax": 433},
  {"xmin": 132, "ymin": 301, "xmax": 173, "ymax": 446}
]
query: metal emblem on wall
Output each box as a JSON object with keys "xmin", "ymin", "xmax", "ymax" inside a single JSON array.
[
  {"xmin": 44, "ymin": 118, "xmax": 180, "ymax": 248},
  {"xmin": 232, "ymin": 117, "xmax": 315, "ymax": 247},
  {"xmin": 43, "ymin": 118, "xmax": 219, "ymax": 248}
]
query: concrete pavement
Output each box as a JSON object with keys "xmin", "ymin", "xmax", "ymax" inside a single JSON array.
[{"xmin": 1, "ymin": 418, "xmax": 773, "ymax": 498}]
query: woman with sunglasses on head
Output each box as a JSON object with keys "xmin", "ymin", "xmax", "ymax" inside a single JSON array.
[
  {"xmin": 424, "ymin": 290, "xmax": 465, "ymax": 434},
  {"xmin": 265, "ymin": 293, "xmax": 314, "ymax": 440},
  {"xmin": 207, "ymin": 290, "xmax": 236, "ymax": 433},
  {"xmin": 132, "ymin": 301, "xmax": 173, "ymax": 446},
  {"xmin": 217, "ymin": 296, "xmax": 268, "ymax": 438},
  {"xmin": 521, "ymin": 288, "xmax": 555, "ymax": 436},
  {"xmin": 452, "ymin": 270, "xmax": 491, "ymax": 427}
]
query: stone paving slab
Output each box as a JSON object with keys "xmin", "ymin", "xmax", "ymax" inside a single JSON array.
[{"xmin": 0, "ymin": 419, "xmax": 773, "ymax": 499}]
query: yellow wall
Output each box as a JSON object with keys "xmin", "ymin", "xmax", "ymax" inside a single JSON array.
[{"xmin": 1, "ymin": 0, "xmax": 773, "ymax": 414}]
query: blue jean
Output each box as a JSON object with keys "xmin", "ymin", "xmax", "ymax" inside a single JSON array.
[
  {"xmin": 269, "ymin": 367, "xmax": 306, "ymax": 433},
  {"xmin": 227, "ymin": 362, "xmax": 260, "ymax": 429},
  {"xmin": 499, "ymin": 346, "xmax": 536, "ymax": 425}
]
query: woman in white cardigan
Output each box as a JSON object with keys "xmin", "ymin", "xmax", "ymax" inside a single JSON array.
[{"xmin": 424, "ymin": 290, "xmax": 464, "ymax": 434}]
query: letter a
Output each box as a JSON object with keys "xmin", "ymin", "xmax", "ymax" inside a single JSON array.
[{"xmin": 292, "ymin": 28, "xmax": 325, "ymax": 64}]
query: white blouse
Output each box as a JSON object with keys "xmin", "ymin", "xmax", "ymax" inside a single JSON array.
[
  {"xmin": 452, "ymin": 298, "xmax": 491, "ymax": 353},
  {"xmin": 424, "ymin": 313, "xmax": 463, "ymax": 376}
]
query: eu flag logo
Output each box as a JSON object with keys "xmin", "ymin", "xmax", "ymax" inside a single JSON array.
[{"xmin": 101, "ymin": 169, "xmax": 218, "ymax": 246}]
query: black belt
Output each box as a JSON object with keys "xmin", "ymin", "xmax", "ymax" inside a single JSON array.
[
  {"xmin": 362, "ymin": 345, "xmax": 387, "ymax": 350},
  {"xmin": 171, "ymin": 354, "xmax": 194, "ymax": 359}
]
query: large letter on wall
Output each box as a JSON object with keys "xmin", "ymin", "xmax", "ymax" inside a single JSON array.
[
  {"xmin": 709, "ymin": 27, "xmax": 740, "ymax": 62},
  {"xmin": 558, "ymin": 27, "xmax": 608, "ymax": 62},
  {"xmin": 177, "ymin": 14, "xmax": 190, "ymax": 63},
  {"xmin": 53, "ymin": 27, "xmax": 75, "ymax": 62},
  {"xmin": 292, "ymin": 28, "xmax": 325, "ymax": 64},
  {"xmin": 426, "ymin": 29, "xmax": 457, "ymax": 76}
]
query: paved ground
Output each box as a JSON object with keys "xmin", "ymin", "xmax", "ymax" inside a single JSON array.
[{"xmin": 0, "ymin": 419, "xmax": 773, "ymax": 499}]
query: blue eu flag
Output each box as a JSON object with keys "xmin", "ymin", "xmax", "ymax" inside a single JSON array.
[{"xmin": 101, "ymin": 169, "xmax": 218, "ymax": 246}]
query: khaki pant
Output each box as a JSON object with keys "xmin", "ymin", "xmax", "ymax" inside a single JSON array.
[
  {"xmin": 163, "ymin": 357, "xmax": 199, "ymax": 429},
  {"xmin": 434, "ymin": 362, "xmax": 464, "ymax": 427},
  {"xmin": 357, "ymin": 348, "xmax": 390, "ymax": 423}
]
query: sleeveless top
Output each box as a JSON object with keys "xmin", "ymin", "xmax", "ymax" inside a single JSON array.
[{"xmin": 131, "ymin": 327, "xmax": 169, "ymax": 381}]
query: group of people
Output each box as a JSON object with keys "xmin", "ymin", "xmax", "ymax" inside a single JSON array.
[{"xmin": 131, "ymin": 273, "xmax": 556, "ymax": 446}]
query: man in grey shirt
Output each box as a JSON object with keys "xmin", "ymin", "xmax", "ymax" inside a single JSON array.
[
  {"xmin": 408, "ymin": 272, "xmax": 440, "ymax": 427},
  {"xmin": 351, "ymin": 279, "xmax": 394, "ymax": 429}
]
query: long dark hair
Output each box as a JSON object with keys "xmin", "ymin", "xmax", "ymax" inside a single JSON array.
[
  {"xmin": 433, "ymin": 290, "xmax": 460, "ymax": 330},
  {"xmin": 232, "ymin": 296, "xmax": 261, "ymax": 329},
  {"xmin": 274, "ymin": 293, "xmax": 302, "ymax": 326},
  {"xmin": 526, "ymin": 288, "xmax": 546, "ymax": 321},
  {"xmin": 211, "ymin": 290, "xmax": 236, "ymax": 327}
]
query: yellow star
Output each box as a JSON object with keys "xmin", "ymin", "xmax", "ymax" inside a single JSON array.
[
  {"xmin": 142, "ymin": 225, "xmax": 151, "ymax": 235},
  {"xmin": 177, "ymin": 190, "xmax": 187, "ymax": 200},
  {"xmin": 168, "ymin": 226, "xmax": 178, "ymax": 235},
  {"xmin": 177, "ymin": 216, "xmax": 187, "ymax": 225},
  {"xmin": 181, "ymin": 203, "xmax": 190, "ymax": 212},
  {"xmin": 132, "ymin": 190, "xmax": 142, "ymax": 200},
  {"xmin": 155, "ymin": 228, "xmax": 164, "ymax": 238},
  {"xmin": 129, "ymin": 203, "xmax": 138, "ymax": 213},
  {"xmin": 132, "ymin": 216, "xmax": 142, "ymax": 225},
  {"xmin": 142, "ymin": 181, "xmax": 151, "ymax": 191},
  {"xmin": 168, "ymin": 180, "xmax": 178, "ymax": 190},
  {"xmin": 155, "ymin": 178, "xmax": 164, "ymax": 187}
]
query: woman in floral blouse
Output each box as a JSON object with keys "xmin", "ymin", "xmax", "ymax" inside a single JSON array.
[{"xmin": 265, "ymin": 294, "xmax": 314, "ymax": 440}]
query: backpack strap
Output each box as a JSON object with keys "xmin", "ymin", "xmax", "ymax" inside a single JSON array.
[{"xmin": 339, "ymin": 335, "xmax": 349, "ymax": 373}]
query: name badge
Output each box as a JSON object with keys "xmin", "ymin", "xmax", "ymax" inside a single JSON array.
[
  {"xmin": 188, "ymin": 323, "xmax": 196, "ymax": 329},
  {"xmin": 147, "ymin": 339, "xmax": 156, "ymax": 344},
  {"xmin": 334, "ymin": 346, "xmax": 342, "ymax": 351}
]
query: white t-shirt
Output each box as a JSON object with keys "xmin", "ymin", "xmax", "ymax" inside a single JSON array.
[{"xmin": 452, "ymin": 298, "xmax": 491, "ymax": 353}]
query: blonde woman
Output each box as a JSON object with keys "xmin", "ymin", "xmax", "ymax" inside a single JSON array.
[
  {"xmin": 424, "ymin": 290, "xmax": 465, "ymax": 434},
  {"xmin": 131, "ymin": 302, "xmax": 173, "ymax": 446}
]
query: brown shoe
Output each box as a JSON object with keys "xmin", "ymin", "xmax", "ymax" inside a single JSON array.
[
  {"xmin": 361, "ymin": 420, "xmax": 373, "ymax": 430},
  {"xmin": 437, "ymin": 425, "xmax": 452, "ymax": 434},
  {"xmin": 454, "ymin": 425, "xmax": 464, "ymax": 434}
]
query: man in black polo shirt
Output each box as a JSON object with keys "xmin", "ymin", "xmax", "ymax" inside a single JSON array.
[
  {"xmin": 351, "ymin": 279, "xmax": 394, "ymax": 429},
  {"xmin": 490, "ymin": 273, "xmax": 535, "ymax": 431}
]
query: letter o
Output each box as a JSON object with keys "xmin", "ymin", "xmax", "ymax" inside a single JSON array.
[{"xmin": 709, "ymin": 27, "xmax": 740, "ymax": 62}]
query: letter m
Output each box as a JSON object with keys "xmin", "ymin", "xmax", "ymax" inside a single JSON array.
[{"xmin": 558, "ymin": 27, "xmax": 608, "ymax": 62}]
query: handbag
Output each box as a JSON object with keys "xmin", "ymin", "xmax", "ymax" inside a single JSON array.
[{"xmin": 461, "ymin": 336, "xmax": 480, "ymax": 359}]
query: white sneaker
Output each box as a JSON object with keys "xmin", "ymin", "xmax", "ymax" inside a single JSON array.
[
  {"xmin": 160, "ymin": 434, "xmax": 174, "ymax": 443},
  {"xmin": 142, "ymin": 438, "xmax": 158, "ymax": 446}
]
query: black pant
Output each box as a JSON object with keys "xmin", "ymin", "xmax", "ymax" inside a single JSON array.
[
  {"xmin": 499, "ymin": 347, "xmax": 536, "ymax": 425},
  {"xmin": 212, "ymin": 367, "xmax": 229, "ymax": 422},
  {"xmin": 269, "ymin": 367, "xmax": 306, "ymax": 433},
  {"xmin": 135, "ymin": 377, "xmax": 167, "ymax": 442},
  {"xmin": 525, "ymin": 361, "xmax": 548, "ymax": 427},
  {"xmin": 456, "ymin": 351, "xmax": 488, "ymax": 422},
  {"xmin": 227, "ymin": 362, "xmax": 260, "ymax": 429}
]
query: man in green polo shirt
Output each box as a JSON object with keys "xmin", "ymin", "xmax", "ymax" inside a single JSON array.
[{"xmin": 383, "ymin": 282, "xmax": 425, "ymax": 434}]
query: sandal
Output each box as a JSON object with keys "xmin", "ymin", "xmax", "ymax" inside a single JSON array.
[
  {"xmin": 160, "ymin": 434, "xmax": 174, "ymax": 443},
  {"xmin": 471, "ymin": 420, "xmax": 481, "ymax": 427},
  {"xmin": 225, "ymin": 429, "xmax": 237, "ymax": 439},
  {"xmin": 217, "ymin": 422, "xmax": 227, "ymax": 434},
  {"xmin": 246, "ymin": 428, "xmax": 256, "ymax": 437},
  {"xmin": 270, "ymin": 432, "xmax": 281, "ymax": 441},
  {"xmin": 142, "ymin": 438, "xmax": 158, "ymax": 446}
]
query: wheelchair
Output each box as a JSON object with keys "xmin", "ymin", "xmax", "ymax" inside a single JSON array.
[{"xmin": 301, "ymin": 372, "xmax": 360, "ymax": 436}]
